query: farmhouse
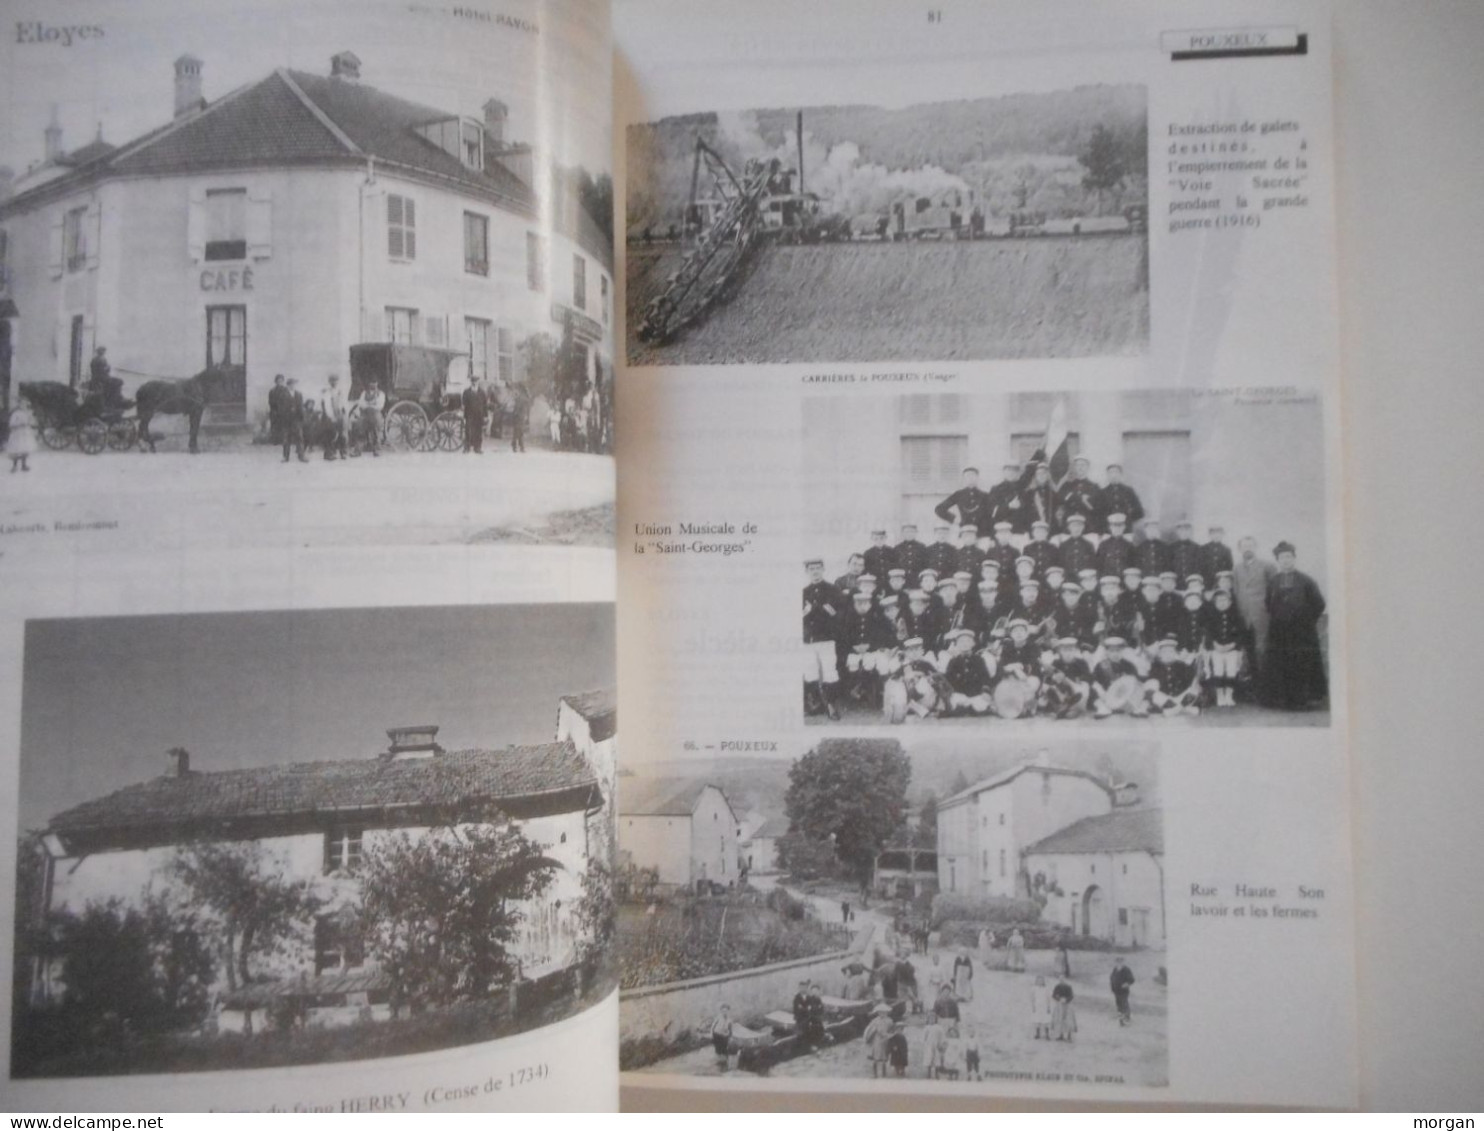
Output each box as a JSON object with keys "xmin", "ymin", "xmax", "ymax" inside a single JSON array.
[
  {"xmin": 0, "ymin": 50, "xmax": 613, "ymax": 425},
  {"xmin": 27, "ymin": 706, "xmax": 607, "ymax": 1028},
  {"xmin": 1023, "ymin": 807, "xmax": 1165, "ymax": 947},
  {"xmin": 936, "ymin": 754, "xmax": 1162, "ymax": 946},
  {"xmin": 618, "ymin": 779, "xmax": 738, "ymax": 892}
]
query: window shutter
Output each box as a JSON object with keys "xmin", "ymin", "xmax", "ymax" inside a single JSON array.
[
  {"xmin": 48, "ymin": 216, "xmax": 64, "ymax": 279},
  {"xmin": 247, "ymin": 190, "xmax": 272, "ymax": 259},
  {"xmin": 186, "ymin": 186, "xmax": 206, "ymax": 262},
  {"xmin": 84, "ymin": 202, "xmax": 102, "ymax": 270}
]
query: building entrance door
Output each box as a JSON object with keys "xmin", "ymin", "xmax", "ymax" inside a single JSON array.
[{"xmin": 205, "ymin": 305, "xmax": 248, "ymax": 423}]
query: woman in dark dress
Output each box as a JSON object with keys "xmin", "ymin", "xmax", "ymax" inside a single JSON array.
[{"xmin": 1263, "ymin": 541, "xmax": 1328, "ymax": 709}]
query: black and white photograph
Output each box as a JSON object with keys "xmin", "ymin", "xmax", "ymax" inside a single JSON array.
[
  {"xmin": 802, "ymin": 390, "xmax": 1331, "ymax": 728},
  {"xmin": 625, "ymin": 86, "xmax": 1148, "ymax": 365},
  {"xmin": 619, "ymin": 737, "xmax": 1166, "ymax": 1089},
  {"xmin": 11, "ymin": 603, "xmax": 617, "ymax": 1078},
  {"xmin": 0, "ymin": 0, "xmax": 615, "ymax": 549}
]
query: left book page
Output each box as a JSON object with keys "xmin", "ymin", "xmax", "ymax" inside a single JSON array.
[{"xmin": 0, "ymin": 0, "xmax": 617, "ymax": 1113}]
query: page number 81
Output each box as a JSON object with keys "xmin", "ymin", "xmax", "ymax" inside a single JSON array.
[{"xmin": 927, "ymin": 9, "xmax": 943, "ymax": 22}]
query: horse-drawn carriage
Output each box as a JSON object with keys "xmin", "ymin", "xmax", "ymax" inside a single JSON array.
[
  {"xmin": 347, "ymin": 342, "xmax": 479, "ymax": 453},
  {"xmin": 17, "ymin": 380, "xmax": 138, "ymax": 454}
]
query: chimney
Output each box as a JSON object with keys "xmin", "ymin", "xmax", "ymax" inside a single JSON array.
[
  {"xmin": 330, "ymin": 51, "xmax": 361, "ymax": 81},
  {"xmin": 482, "ymin": 99, "xmax": 508, "ymax": 146},
  {"xmin": 166, "ymin": 746, "xmax": 192, "ymax": 778},
  {"xmin": 384, "ymin": 725, "xmax": 443, "ymax": 759},
  {"xmin": 43, "ymin": 105, "xmax": 62, "ymax": 163},
  {"xmin": 174, "ymin": 55, "xmax": 204, "ymax": 119}
]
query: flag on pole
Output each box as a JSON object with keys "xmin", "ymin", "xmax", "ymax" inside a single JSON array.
[{"xmin": 1044, "ymin": 397, "xmax": 1072, "ymax": 486}]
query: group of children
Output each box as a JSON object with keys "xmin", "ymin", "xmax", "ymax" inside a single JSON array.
[{"xmin": 805, "ymin": 506, "xmax": 1260, "ymax": 722}]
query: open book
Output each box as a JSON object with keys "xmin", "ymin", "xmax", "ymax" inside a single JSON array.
[{"xmin": 0, "ymin": 0, "xmax": 1358, "ymax": 1112}]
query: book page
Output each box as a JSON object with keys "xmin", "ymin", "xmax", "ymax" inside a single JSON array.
[
  {"xmin": 614, "ymin": 0, "xmax": 1354, "ymax": 1108},
  {"xmin": 0, "ymin": 0, "xmax": 617, "ymax": 1113}
]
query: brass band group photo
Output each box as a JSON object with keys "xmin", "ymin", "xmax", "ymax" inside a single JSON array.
[{"xmin": 803, "ymin": 448, "xmax": 1330, "ymax": 727}]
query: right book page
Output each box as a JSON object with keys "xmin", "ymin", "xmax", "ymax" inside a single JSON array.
[{"xmin": 613, "ymin": 0, "xmax": 1354, "ymax": 1107}]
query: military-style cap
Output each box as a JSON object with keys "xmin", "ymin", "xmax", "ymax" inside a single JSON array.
[
  {"xmin": 1208, "ymin": 524, "xmax": 1225, "ymax": 534},
  {"xmin": 852, "ymin": 590, "xmax": 872, "ymax": 602},
  {"xmin": 1185, "ymin": 573, "xmax": 1205, "ymax": 587},
  {"xmin": 888, "ymin": 568, "xmax": 906, "ymax": 578},
  {"xmin": 858, "ymin": 573, "xmax": 878, "ymax": 584},
  {"xmin": 1002, "ymin": 462, "xmax": 1019, "ymax": 471},
  {"xmin": 804, "ymin": 558, "xmax": 823, "ymax": 568},
  {"xmin": 960, "ymin": 524, "xmax": 978, "ymax": 535},
  {"xmin": 1065, "ymin": 513, "xmax": 1087, "ymax": 525},
  {"xmin": 1107, "ymin": 512, "xmax": 1127, "ymax": 524},
  {"xmin": 1122, "ymin": 566, "xmax": 1143, "ymax": 577},
  {"xmin": 919, "ymin": 568, "xmax": 939, "ymax": 580},
  {"xmin": 871, "ymin": 528, "xmax": 887, "ymax": 536},
  {"xmin": 933, "ymin": 523, "xmax": 950, "ymax": 532},
  {"xmin": 1105, "ymin": 635, "xmax": 1127, "ymax": 647},
  {"xmin": 907, "ymin": 589, "xmax": 928, "ymax": 602},
  {"xmin": 1015, "ymin": 555, "xmax": 1035, "ymax": 566},
  {"xmin": 901, "ymin": 523, "xmax": 917, "ymax": 531},
  {"xmin": 1274, "ymin": 540, "xmax": 1296, "ymax": 556},
  {"xmin": 1140, "ymin": 577, "xmax": 1162, "ymax": 590},
  {"xmin": 953, "ymin": 571, "xmax": 972, "ymax": 582},
  {"xmin": 1158, "ymin": 636, "xmax": 1179, "ymax": 648},
  {"xmin": 1056, "ymin": 636, "xmax": 1080, "ymax": 647},
  {"xmin": 1044, "ymin": 567, "xmax": 1066, "ymax": 582},
  {"xmin": 1107, "ymin": 462, "xmax": 1124, "ymax": 471},
  {"xmin": 1019, "ymin": 578, "xmax": 1040, "ymax": 590},
  {"xmin": 962, "ymin": 466, "xmax": 980, "ymax": 475},
  {"xmin": 880, "ymin": 593, "xmax": 899, "ymax": 605},
  {"xmin": 1061, "ymin": 582, "xmax": 1083, "ymax": 595},
  {"xmin": 1078, "ymin": 568, "xmax": 1099, "ymax": 580},
  {"xmin": 980, "ymin": 558, "xmax": 1001, "ymax": 571},
  {"xmin": 1213, "ymin": 588, "xmax": 1233, "ymax": 601},
  {"xmin": 1142, "ymin": 517, "xmax": 1161, "ymax": 529},
  {"xmin": 1176, "ymin": 520, "xmax": 1193, "ymax": 530},
  {"xmin": 1216, "ymin": 569, "xmax": 1234, "ymax": 580},
  {"xmin": 977, "ymin": 580, "xmax": 997, "ymax": 591},
  {"xmin": 1031, "ymin": 519, "xmax": 1050, "ymax": 532},
  {"xmin": 903, "ymin": 636, "xmax": 924, "ymax": 649},
  {"xmin": 1099, "ymin": 575, "xmax": 1120, "ymax": 586},
  {"xmin": 994, "ymin": 521, "xmax": 1013, "ymax": 532},
  {"xmin": 1183, "ymin": 590, "xmax": 1204, "ymax": 604},
  {"xmin": 950, "ymin": 628, "xmax": 976, "ymax": 643},
  {"xmin": 1073, "ymin": 455, "xmax": 1090, "ymax": 466},
  {"xmin": 1159, "ymin": 571, "xmax": 1178, "ymax": 581},
  {"xmin": 1007, "ymin": 618, "xmax": 1030, "ymax": 631}
]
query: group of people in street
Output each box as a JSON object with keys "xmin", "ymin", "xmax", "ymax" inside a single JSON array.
[
  {"xmin": 266, "ymin": 372, "xmax": 379, "ymax": 462},
  {"xmin": 804, "ymin": 456, "xmax": 1329, "ymax": 722}
]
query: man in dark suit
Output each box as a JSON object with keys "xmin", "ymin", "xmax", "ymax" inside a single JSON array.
[
  {"xmin": 1056, "ymin": 456, "xmax": 1104, "ymax": 534},
  {"xmin": 462, "ymin": 378, "xmax": 488, "ymax": 453},
  {"xmin": 935, "ymin": 467, "xmax": 992, "ymax": 535},
  {"xmin": 268, "ymin": 373, "xmax": 291, "ymax": 450},
  {"xmin": 895, "ymin": 523, "xmax": 928, "ymax": 585},
  {"xmin": 1100, "ymin": 463, "xmax": 1144, "ymax": 530},
  {"xmin": 279, "ymin": 376, "xmax": 308, "ymax": 463}
]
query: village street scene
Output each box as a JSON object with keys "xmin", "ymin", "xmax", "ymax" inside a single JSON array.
[{"xmin": 618, "ymin": 738, "xmax": 1167, "ymax": 1088}]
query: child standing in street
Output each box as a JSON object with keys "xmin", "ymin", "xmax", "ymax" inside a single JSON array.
[{"xmin": 7, "ymin": 400, "xmax": 35, "ymax": 472}]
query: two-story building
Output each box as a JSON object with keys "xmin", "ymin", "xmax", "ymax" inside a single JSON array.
[
  {"xmin": 0, "ymin": 51, "xmax": 614, "ymax": 426},
  {"xmin": 617, "ymin": 779, "xmax": 738, "ymax": 892},
  {"xmin": 30, "ymin": 708, "xmax": 606, "ymax": 1028},
  {"xmin": 935, "ymin": 753, "xmax": 1162, "ymax": 947}
]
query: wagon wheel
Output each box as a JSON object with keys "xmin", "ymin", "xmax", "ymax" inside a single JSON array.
[
  {"xmin": 39, "ymin": 424, "xmax": 73, "ymax": 450},
  {"xmin": 385, "ymin": 400, "xmax": 428, "ymax": 452},
  {"xmin": 106, "ymin": 419, "xmax": 138, "ymax": 451},
  {"xmin": 77, "ymin": 418, "xmax": 108, "ymax": 455},
  {"xmin": 432, "ymin": 411, "xmax": 464, "ymax": 452}
]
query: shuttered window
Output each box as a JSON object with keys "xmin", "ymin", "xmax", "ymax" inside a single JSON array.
[
  {"xmin": 901, "ymin": 435, "xmax": 967, "ymax": 491},
  {"xmin": 388, "ymin": 194, "xmax": 416, "ymax": 260}
]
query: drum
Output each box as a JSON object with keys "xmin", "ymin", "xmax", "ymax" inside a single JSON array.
[
  {"xmin": 882, "ymin": 677, "xmax": 908, "ymax": 724},
  {"xmin": 993, "ymin": 676, "xmax": 1034, "ymax": 719},
  {"xmin": 1103, "ymin": 673, "xmax": 1145, "ymax": 713}
]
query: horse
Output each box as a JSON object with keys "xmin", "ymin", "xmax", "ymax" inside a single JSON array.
[{"xmin": 135, "ymin": 366, "xmax": 237, "ymax": 453}]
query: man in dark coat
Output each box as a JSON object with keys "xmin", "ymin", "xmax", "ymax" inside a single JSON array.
[
  {"xmin": 935, "ymin": 467, "xmax": 992, "ymax": 535},
  {"xmin": 267, "ymin": 373, "xmax": 292, "ymax": 450},
  {"xmin": 1133, "ymin": 519, "xmax": 1172, "ymax": 577},
  {"xmin": 955, "ymin": 526, "xmax": 987, "ymax": 577},
  {"xmin": 926, "ymin": 523, "xmax": 959, "ymax": 579},
  {"xmin": 1055, "ymin": 456, "xmax": 1104, "ymax": 533},
  {"xmin": 279, "ymin": 376, "xmax": 308, "ymax": 463},
  {"xmin": 1263, "ymin": 541, "xmax": 1328, "ymax": 709},
  {"xmin": 803, "ymin": 559, "xmax": 844, "ymax": 720},
  {"xmin": 863, "ymin": 528, "xmax": 898, "ymax": 583},
  {"xmin": 461, "ymin": 379, "xmax": 488, "ymax": 453},
  {"xmin": 1110, "ymin": 959, "xmax": 1136, "ymax": 1026},
  {"xmin": 1100, "ymin": 463, "xmax": 1144, "ymax": 530},
  {"xmin": 1018, "ymin": 462, "xmax": 1057, "ymax": 535},
  {"xmin": 1097, "ymin": 512, "xmax": 1136, "ymax": 577},
  {"xmin": 1169, "ymin": 521, "xmax": 1203, "ymax": 583},
  {"xmin": 895, "ymin": 523, "xmax": 928, "ymax": 585},
  {"xmin": 1023, "ymin": 520, "xmax": 1059, "ymax": 577},
  {"xmin": 1057, "ymin": 513, "xmax": 1098, "ymax": 579},
  {"xmin": 1198, "ymin": 524, "xmax": 1236, "ymax": 588},
  {"xmin": 985, "ymin": 462, "xmax": 1028, "ymax": 533}
]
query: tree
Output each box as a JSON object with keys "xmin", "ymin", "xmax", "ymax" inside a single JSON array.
[
  {"xmin": 775, "ymin": 831, "xmax": 839, "ymax": 881},
  {"xmin": 1079, "ymin": 123, "xmax": 1126, "ymax": 215},
  {"xmin": 784, "ymin": 739, "xmax": 911, "ymax": 884},
  {"xmin": 171, "ymin": 842, "xmax": 321, "ymax": 991},
  {"xmin": 358, "ymin": 823, "xmax": 555, "ymax": 1013},
  {"xmin": 572, "ymin": 858, "xmax": 615, "ymax": 967},
  {"xmin": 43, "ymin": 896, "xmax": 215, "ymax": 1035},
  {"xmin": 914, "ymin": 793, "xmax": 939, "ymax": 849}
]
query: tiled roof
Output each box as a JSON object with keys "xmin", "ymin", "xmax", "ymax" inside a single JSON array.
[
  {"xmin": 750, "ymin": 815, "xmax": 790, "ymax": 840},
  {"xmin": 619, "ymin": 777, "xmax": 731, "ymax": 819},
  {"xmin": 1023, "ymin": 808, "xmax": 1163, "ymax": 856},
  {"xmin": 561, "ymin": 688, "xmax": 616, "ymax": 743},
  {"xmin": 939, "ymin": 762, "xmax": 1118, "ymax": 810},
  {"xmin": 4, "ymin": 68, "xmax": 538, "ymax": 219},
  {"xmin": 48, "ymin": 741, "xmax": 597, "ymax": 837}
]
